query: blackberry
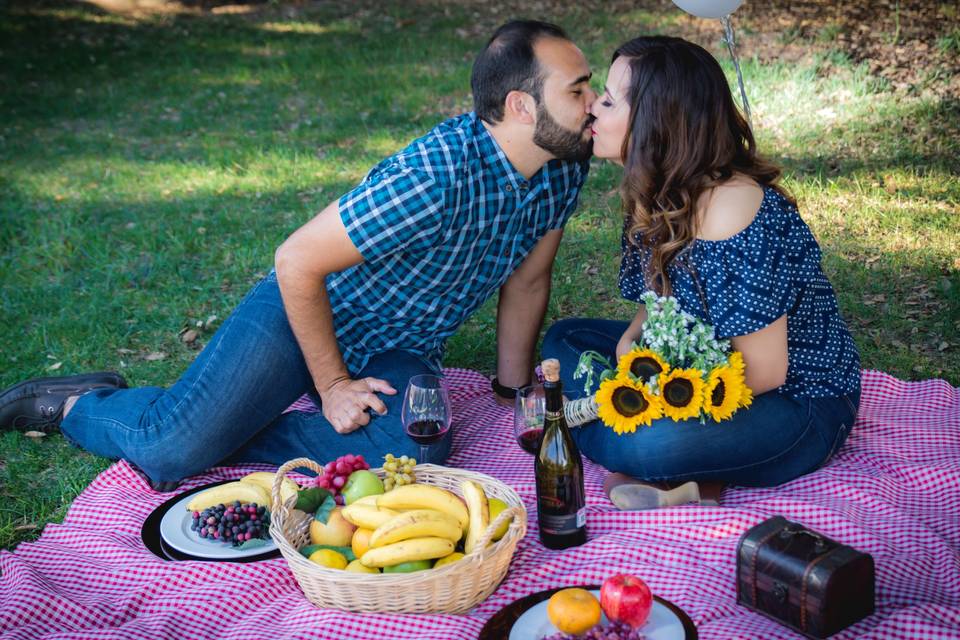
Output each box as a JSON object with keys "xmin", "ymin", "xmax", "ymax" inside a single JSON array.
[{"xmin": 191, "ymin": 501, "xmax": 272, "ymax": 546}]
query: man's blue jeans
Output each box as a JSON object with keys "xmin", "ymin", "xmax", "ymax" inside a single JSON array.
[
  {"xmin": 541, "ymin": 318, "xmax": 860, "ymax": 487},
  {"xmin": 61, "ymin": 272, "xmax": 452, "ymax": 482}
]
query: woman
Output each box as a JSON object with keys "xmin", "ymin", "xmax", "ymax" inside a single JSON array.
[{"xmin": 541, "ymin": 36, "xmax": 861, "ymax": 507}]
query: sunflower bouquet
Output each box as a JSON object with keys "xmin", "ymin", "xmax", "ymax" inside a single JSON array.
[{"xmin": 567, "ymin": 292, "xmax": 752, "ymax": 434}]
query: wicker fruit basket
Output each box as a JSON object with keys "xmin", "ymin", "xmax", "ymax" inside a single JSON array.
[{"xmin": 269, "ymin": 457, "xmax": 527, "ymax": 614}]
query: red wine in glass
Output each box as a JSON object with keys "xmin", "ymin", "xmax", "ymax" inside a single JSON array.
[
  {"xmin": 406, "ymin": 419, "xmax": 447, "ymax": 445},
  {"xmin": 514, "ymin": 384, "xmax": 545, "ymax": 455},
  {"xmin": 518, "ymin": 427, "xmax": 544, "ymax": 454},
  {"xmin": 401, "ymin": 375, "xmax": 452, "ymax": 464}
]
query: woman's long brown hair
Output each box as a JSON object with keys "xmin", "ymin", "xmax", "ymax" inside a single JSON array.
[{"xmin": 614, "ymin": 36, "xmax": 792, "ymax": 295}]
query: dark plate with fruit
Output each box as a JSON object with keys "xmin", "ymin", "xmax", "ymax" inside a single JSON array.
[
  {"xmin": 141, "ymin": 480, "xmax": 281, "ymax": 563},
  {"xmin": 479, "ymin": 584, "xmax": 696, "ymax": 640}
]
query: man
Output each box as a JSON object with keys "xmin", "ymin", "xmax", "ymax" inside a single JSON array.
[{"xmin": 0, "ymin": 20, "xmax": 596, "ymax": 488}]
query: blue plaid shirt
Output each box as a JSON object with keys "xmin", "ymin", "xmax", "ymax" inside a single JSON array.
[{"xmin": 328, "ymin": 112, "xmax": 589, "ymax": 374}]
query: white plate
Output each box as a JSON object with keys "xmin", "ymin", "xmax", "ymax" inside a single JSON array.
[
  {"xmin": 509, "ymin": 590, "xmax": 686, "ymax": 640},
  {"xmin": 159, "ymin": 490, "xmax": 277, "ymax": 560}
]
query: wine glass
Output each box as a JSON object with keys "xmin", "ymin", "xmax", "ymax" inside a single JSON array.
[
  {"xmin": 514, "ymin": 384, "xmax": 545, "ymax": 455},
  {"xmin": 401, "ymin": 374, "xmax": 452, "ymax": 465}
]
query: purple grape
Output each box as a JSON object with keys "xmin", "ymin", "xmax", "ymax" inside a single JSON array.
[{"xmin": 541, "ymin": 620, "xmax": 645, "ymax": 640}]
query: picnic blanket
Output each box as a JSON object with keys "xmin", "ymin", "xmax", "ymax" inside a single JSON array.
[{"xmin": 1, "ymin": 368, "xmax": 959, "ymax": 639}]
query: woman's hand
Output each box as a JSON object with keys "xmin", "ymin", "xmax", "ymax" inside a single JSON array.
[
  {"xmin": 616, "ymin": 305, "xmax": 649, "ymax": 359},
  {"xmin": 616, "ymin": 335, "xmax": 635, "ymax": 360}
]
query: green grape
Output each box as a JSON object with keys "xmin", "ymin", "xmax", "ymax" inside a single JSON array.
[{"xmin": 380, "ymin": 452, "xmax": 423, "ymax": 491}]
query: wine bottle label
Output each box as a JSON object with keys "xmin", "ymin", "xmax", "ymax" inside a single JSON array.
[
  {"xmin": 545, "ymin": 409, "xmax": 563, "ymax": 420},
  {"xmin": 539, "ymin": 508, "xmax": 587, "ymax": 535}
]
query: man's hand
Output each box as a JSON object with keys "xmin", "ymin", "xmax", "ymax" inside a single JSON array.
[{"xmin": 319, "ymin": 377, "xmax": 397, "ymax": 434}]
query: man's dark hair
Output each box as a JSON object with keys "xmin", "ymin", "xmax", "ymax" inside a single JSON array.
[{"xmin": 471, "ymin": 20, "xmax": 570, "ymax": 124}]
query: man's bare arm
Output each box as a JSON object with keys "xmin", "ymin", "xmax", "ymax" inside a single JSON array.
[
  {"xmin": 494, "ymin": 230, "xmax": 564, "ymax": 404},
  {"xmin": 274, "ymin": 200, "xmax": 395, "ymax": 433}
]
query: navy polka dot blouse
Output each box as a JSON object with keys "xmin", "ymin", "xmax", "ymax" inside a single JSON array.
[{"xmin": 619, "ymin": 185, "xmax": 861, "ymax": 398}]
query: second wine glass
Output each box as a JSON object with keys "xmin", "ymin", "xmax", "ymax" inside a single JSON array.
[{"xmin": 514, "ymin": 384, "xmax": 545, "ymax": 455}]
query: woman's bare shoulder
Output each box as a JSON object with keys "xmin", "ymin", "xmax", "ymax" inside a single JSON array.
[{"xmin": 696, "ymin": 177, "xmax": 765, "ymax": 241}]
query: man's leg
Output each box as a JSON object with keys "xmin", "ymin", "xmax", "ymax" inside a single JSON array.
[
  {"xmin": 223, "ymin": 350, "xmax": 451, "ymax": 468},
  {"xmin": 60, "ymin": 271, "xmax": 315, "ymax": 483}
]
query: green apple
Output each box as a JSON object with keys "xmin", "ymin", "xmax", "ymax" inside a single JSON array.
[
  {"xmin": 383, "ymin": 559, "xmax": 433, "ymax": 573},
  {"xmin": 342, "ymin": 470, "xmax": 385, "ymax": 505}
]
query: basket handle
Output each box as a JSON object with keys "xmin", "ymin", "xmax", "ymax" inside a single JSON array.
[
  {"xmin": 468, "ymin": 506, "xmax": 524, "ymax": 556},
  {"xmin": 271, "ymin": 457, "xmax": 325, "ymax": 520}
]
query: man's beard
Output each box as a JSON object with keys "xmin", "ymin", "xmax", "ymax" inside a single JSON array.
[{"xmin": 533, "ymin": 102, "xmax": 593, "ymax": 162}]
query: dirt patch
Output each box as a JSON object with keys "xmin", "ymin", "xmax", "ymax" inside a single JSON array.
[
  {"xmin": 58, "ymin": 0, "xmax": 960, "ymax": 98},
  {"xmin": 423, "ymin": 0, "xmax": 960, "ymax": 99}
]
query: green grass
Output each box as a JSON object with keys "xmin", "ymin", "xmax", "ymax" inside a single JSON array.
[{"xmin": 1, "ymin": 1, "xmax": 958, "ymax": 551}]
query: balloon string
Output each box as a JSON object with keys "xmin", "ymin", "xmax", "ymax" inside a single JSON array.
[{"xmin": 720, "ymin": 14, "xmax": 752, "ymax": 131}]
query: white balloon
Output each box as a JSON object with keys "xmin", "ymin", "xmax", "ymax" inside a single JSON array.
[{"xmin": 671, "ymin": 0, "xmax": 744, "ymax": 19}]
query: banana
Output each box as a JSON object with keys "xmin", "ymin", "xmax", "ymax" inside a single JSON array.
[
  {"xmin": 377, "ymin": 484, "xmax": 469, "ymax": 530},
  {"xmin": 240, "ymin": 472, "xmax": 299, "ymax": 507},
  {"xmin": 186, "ymin": 481, "xmax": 271, "ymax": 512},
  {"xmin": 341, "ymin": 503, "xmax": 400, "ymax": 530},
  {"xmin": 353, "ymin": 495, "xmax": 381, "ymax": 507},
  {"xmin": 359, "ymin": 536, "xmax": 455, "ymax": 568},
  {"xmin": 461, "ymin": 480, "xmax": 490, "ymax": 555},
  {"xmin": 369, "ymin": 509, "xmax": 462, "ymax": 548}
]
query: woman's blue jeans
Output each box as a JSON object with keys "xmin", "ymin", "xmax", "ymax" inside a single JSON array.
[
  {"xmin": 541, "ymin": 318, "xmax": 860, "ymax": 487},
  {"xmin": 61, "ymin": 272, "xmax": 452, "ymax": 482}
]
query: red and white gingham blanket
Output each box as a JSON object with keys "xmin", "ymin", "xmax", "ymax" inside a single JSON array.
[{"xmin": 2, "ymin": 369, "xmax": 959, "ymax": 639}]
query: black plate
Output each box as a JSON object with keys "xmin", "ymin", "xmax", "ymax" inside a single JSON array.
[
  {"xmin": 141, "ymin": 479, "xmax": 281, "ymax": 563},
  {"xmin": 479, "ymin": 584, "xmax": 698, "ymax": 640}
]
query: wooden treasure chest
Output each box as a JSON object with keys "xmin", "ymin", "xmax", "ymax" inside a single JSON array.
[{"xmin": 737, "ymin": 516, "xmax": 875, "ymax": 638}]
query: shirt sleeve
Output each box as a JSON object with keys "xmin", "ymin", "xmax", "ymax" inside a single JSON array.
[
  {"xmin": 548, "ymin": 158, "xmax": 591, "ymax": 230},
  {"xmin": 338, "ymin": 162, "xmax": 445, "ymax": 262},
  {"xmin": 696, "ymin": 222, "xmax": 802, "ymax": 338}
]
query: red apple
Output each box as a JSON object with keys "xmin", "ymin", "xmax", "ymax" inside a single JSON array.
[{"xmin": 600, "ymin": 574, "xmax": 653, "ymax": 629}]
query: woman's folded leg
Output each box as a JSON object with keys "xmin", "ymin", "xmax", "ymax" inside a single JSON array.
[{"xmin": 571, "ymin": 390, "xmax": 857, "ymax": 488}]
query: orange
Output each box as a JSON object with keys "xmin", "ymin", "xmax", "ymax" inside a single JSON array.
[
  {"xmin": 352, "ymin": 528, "xmax": 374, "ymax": 559},
  {"xmin": 546, "ymin": 588, "xmax": 602, "ymax": 635}
]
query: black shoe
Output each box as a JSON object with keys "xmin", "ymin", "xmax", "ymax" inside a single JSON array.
[
  {"xmin": 149, "ymin": 479, "xmax": 181, "ymax": 492},
  {"xmin": 0, "ymin": 371, "xmax": 128, "ymax": 433},
  {"xmin": 127, "ymin": 462, "xmax": 182, "ymax": 493}
]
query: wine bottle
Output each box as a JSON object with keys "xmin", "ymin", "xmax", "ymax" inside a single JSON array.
[{"xmin": 535, "ymin": 358, "xmax": 587, "ymax": 549}]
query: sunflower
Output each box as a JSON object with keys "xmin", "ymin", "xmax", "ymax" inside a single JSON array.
[
  {"xmin": 617, "ymin": 348, "xmax": 670, "ymax": 383},
  {"xmin": 727, "ymin": 352, "xmax": 754, "ymax": 409},
  {"xmin": 657, "ymin": 368, "xmax": 705, "ymax": 421},
  {"xmin": 702, "ymin": 367, "xmax": 742, "ymax": 422},
  {"xmin": 595, "ymin": 375, "xmax": 663, "ymax": 434}
]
